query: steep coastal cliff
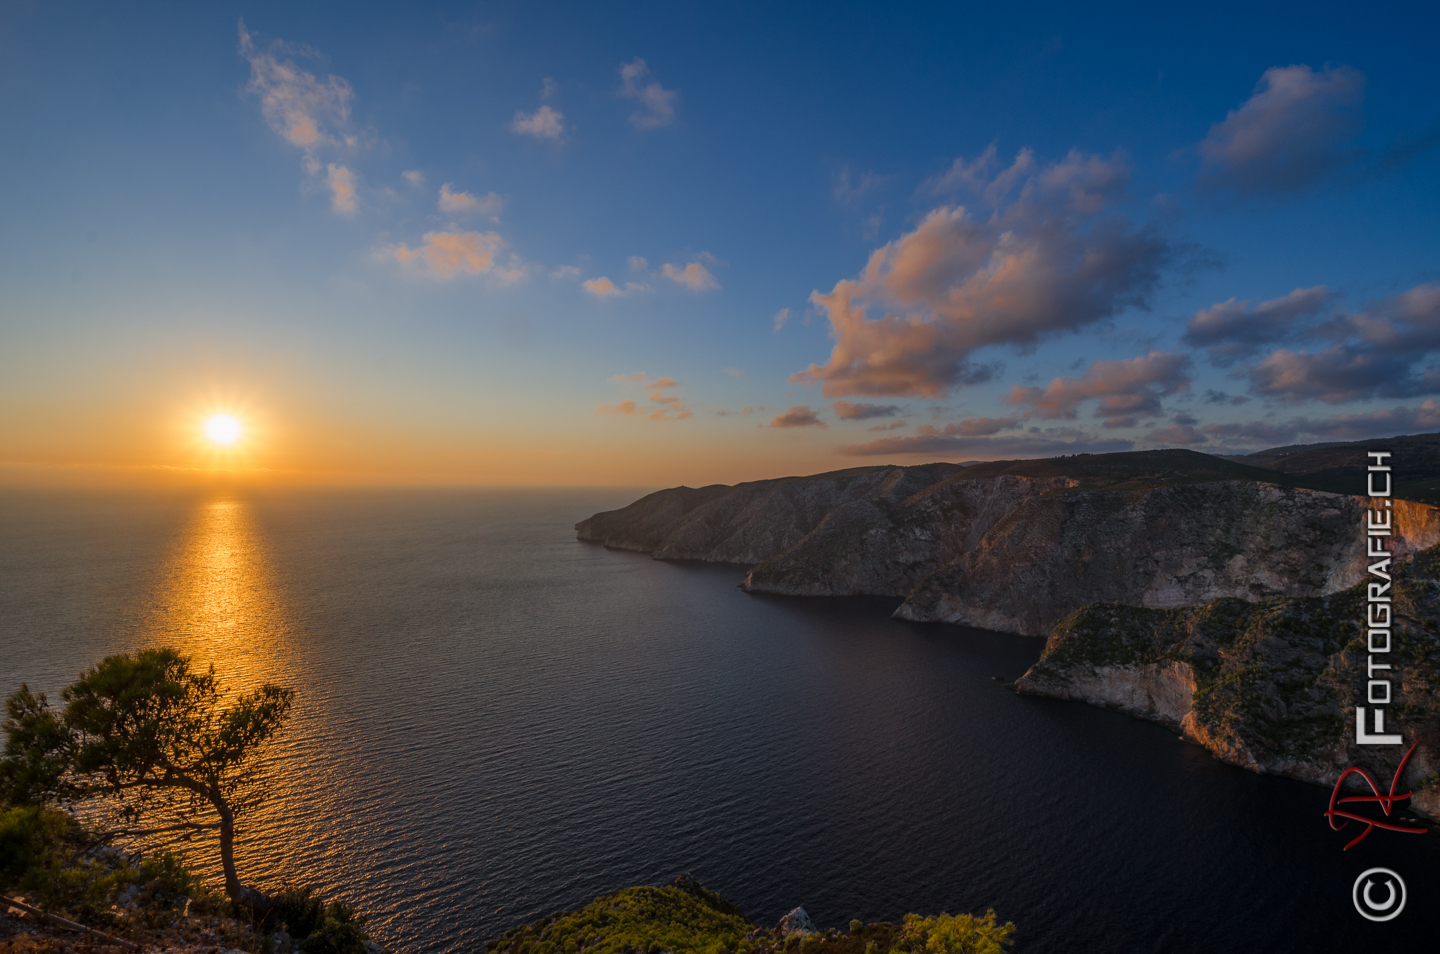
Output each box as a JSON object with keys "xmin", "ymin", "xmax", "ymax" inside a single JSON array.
[
  {"xmin": 577, "ymin": 448, "xmax": 1440, "ymax": 636},
  {"xmin": 1015, "ymin": 541, "xmax": 1440, "ymax": 815}
]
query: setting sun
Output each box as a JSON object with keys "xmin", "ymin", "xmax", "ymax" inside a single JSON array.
[{"xmin": 204, "ymin": 414, "xmax": 243, "ymax": 445}]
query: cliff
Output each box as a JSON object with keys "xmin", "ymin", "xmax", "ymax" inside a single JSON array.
[
  {"xmin": 576, "ymin": 449, "xmax": 1440, "ymax": 636},
  {"xmin": 1015, "ymin": 542, "xmax": 1440, "ymax": 816}
]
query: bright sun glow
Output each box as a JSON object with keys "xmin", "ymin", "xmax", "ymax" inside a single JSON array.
[{"xmin": 204, "ymin": 415, "xmax": 243, "ymax": 445}]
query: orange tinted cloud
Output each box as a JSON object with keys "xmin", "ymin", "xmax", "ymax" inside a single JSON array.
[
  {"xmin": 792, "ymin": 150, "xmax": 1163, "ymax": 398},
  {"xmin": 387, "ymin": 230, "xmax": 505, "ymax": 278},
  {"xmin": 438, "ymin": 183, "xmax": 504, "ymax": 220},
  {"xmin": 769, "ymin": 405, "xmax": 825, "ymax": 428},
  {"xmin": 1006, "ymin": 351, "xmax": 1191, "ymax": 427},
  {"xmin": 662, "ymin": 260, "xmax": 719, "ymax": 292},
  {"xmin": 326, "ymin": 164, "xmax": 358, "ymax": 215}
]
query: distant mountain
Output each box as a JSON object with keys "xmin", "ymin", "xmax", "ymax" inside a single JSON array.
[{"xmin": 1226, "ymin": 431, "xmax": 1440, "ymax": 505}]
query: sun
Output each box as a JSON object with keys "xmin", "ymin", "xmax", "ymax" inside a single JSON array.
[{"xmin": 204, "ymin": 414, "xmax": 244, "ymax": 446}]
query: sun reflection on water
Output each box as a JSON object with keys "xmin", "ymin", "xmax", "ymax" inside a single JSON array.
[{"xmin": 133, "ymin": 494, "xmax": 312, "ymax": 888}]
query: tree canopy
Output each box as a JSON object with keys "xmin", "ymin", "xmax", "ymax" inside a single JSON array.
[{"xmin": 1, "ymin": 648, "xmax": 293, "ymax": 910}]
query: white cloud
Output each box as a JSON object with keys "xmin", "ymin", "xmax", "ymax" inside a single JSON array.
[
  {"xmin": 661, "ymin": 259, "xmax": 719, "ymax": 292},
  {"xmin": 326, "ymin": 164, "xmax": 359, "ymax": 215},
  {"xmin": 583, "ymin": 276, "xmax": 650, "ymax": 298},
  {"xmin": 512, "ymin": 104, "xmax": 565, "ymax": 140},
  {"xmin": 239, "ymin": 21, "xmax": 355, "ymax": 153},
  {"xmin": 438, "ymin": 183, "xmax": 504, "ymax": 220},
  {"xmin": 618, "ymin": 58, "xmax": 678, "ymax": 129}
]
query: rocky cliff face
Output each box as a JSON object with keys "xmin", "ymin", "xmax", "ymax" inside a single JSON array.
[
  {"xmin": 1015, "ymin": 543, "xmax": 1440, "ymax": 813},
  {"xmin": 576, "ymin": 450, "xmax": 1440, "ymax": 636}
]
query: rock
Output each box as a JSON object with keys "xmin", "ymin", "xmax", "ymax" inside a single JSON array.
[
  {"xmin": 364, "ymin": 942, "xmax": 384, "ymax": 954},
  {"xmin": 776, "ymin": 907, "xmax": 815, "ymax": 937},
  {"xmin": 271, "ymin": 930, "xmax": 295, "ymax": 954},
  {"xmin": 1015, "ymin": 541, "xmax": 1440, "ymax": 816}
]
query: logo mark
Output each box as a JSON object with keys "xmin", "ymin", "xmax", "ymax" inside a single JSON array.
[
  {"xmin": 1325, "ymin": 742, "xmax": 1427, "ymax": 849},
  {"xmin": 1353, "ymin": 868, "xmax": 1407, "ymax": 921}
]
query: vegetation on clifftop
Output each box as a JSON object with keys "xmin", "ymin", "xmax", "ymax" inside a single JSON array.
[{"xmin": 486, "ymin": 876, "xmax": 1015, "ymax": 954}]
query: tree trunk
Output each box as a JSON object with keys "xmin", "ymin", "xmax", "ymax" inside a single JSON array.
[{"xmin": 209, "ymin": 788, "xmax": 272, "ymax": 915}]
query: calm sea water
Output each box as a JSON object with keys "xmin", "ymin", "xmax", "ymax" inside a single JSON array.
[{"xmin": 1, "ymin": 488, "xmax": 1437, "ymax": 953}]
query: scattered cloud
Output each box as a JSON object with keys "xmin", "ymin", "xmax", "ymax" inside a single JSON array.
[
  {"xmin": 402, "ymin": 170, "xmax": 425, "ymax": 187},
  {"xmin": 239, "ymin": 21, "xmax": 356, "ymax": 153},
  {"xmin": 1183, "ymin": 286, "xmax": 1336, "ymax": 363},
  {"xmin": 837, "ymin": 431, "xmax": 1133, "ymax": 458},
  {"xmin": 325, "ymin": 163, "xmax": 359, "ymax": 215},
  {"xmin": 1197, "ymin": 64, "xmax": 1366, "ymax": 195},
  {"xmin": 550, "ymin": 265, "xmax": 582, "ymax": 281},
  {"xmin": 1005, "ymin": 352, "xmax": 1191, "ymax": 427},
  {"xmin": 833, "ymin": 165, "xmax": 887, "ymax": 205},
  {"xmin": 1244, "ymin": 282, "xmax": 1440, "ymax": 403},
  {"xmin": 832, "ymin": 401, "xmax": 901, "ymax": 420},
  {"xmin": 438, "ymin": 183, "xmax": 504, "ymax": 220},
  {"xmin": 792, "ymin": 147, "xmax": 1165, "ymax": 398},
  {"xmin": 768, "ymin": 405, "xmax": 826, "ymax": 428},
  {"xmin": 512, "ymin": 104, "xmax": 565, "ymax": 139},
  {"xmin": 601, "ymin": 372, "xmax": 690, "ymax": 420},
  {"xmin": 383, "ymin": 230, "xmax": 508, "ymax": 279},
  {"xmin": 628, "ymin": 256, "xmax": 649, "ymax": 272},
  {"xmin": 619, "ymin": 58, "xmax": 678, "ymax": 129},
  {"xmin": 921, "ymin": 144, "xmax": 1130, "ymax": 213},
  {"xmin": 661, "ymin": 259, "xmax": 719, "ymax": 292},
  {"xmin": 1203, "ymin": 389, "xmax": 1250, "ymax": 405},
  {"xmin": 583, "ymin": 276, "xmax": 650, "ymax": 297},
  {"xmin": 868, "ymin": 420, "xmax": 907, "ymax": 432},
  {"xmin": 940, "ymin": 415, "xmax": 1024, "ymax": 437},
  {"xmin": 773, "ymin": 308, "xmax": 792, "ymax": 332}
]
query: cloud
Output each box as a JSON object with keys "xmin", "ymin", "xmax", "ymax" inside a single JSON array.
[
  {"xmin": 661, "ymin": 260, "xmax": 719, "ymax": 292},
  {"xmin": 792, "ymin": 148, "xmax": 1165, "ymax": 398},
  {"xmin": 832, "ymin": 401, "xmax": 901, "ymax": 420},
  {"xmin": 1192, "ymin": 400, "xmax": 1440, "ymax": 449},
  {"xmin": 837, "ymin": 431, "xmax": 1133, "ymax": 458},
  {"xmin": 833, "ymin": 165, "xmax": 887, "ymax": 205},
  {"xmin": 628, "ymin": 256, "xmax": 649, "ymax": 272},
  {"xmin": 384, "ymin": 230, "xmax": 506, "ymax": 278},
  {"xmin": 1243, "ymin": 282, "xmax": 1440, "ymax": 402},
  {"xmin": 550, "ymin": 265, "xmax": 582, "ymax": 281},
  {"xmin": 583, "ymin": 276, "xmax": 650, "ymax": 297},
  {"xmin": 402, "ymin": 170, "xmax": 425, "ymax": 187},
  {"xmin": 1005, "ymin": 351, "xmax": 1192, "ymax": 426},
  {"xmin": 922, "ymin": 145, "xmax": 1129, "ymax": 213},
  {"xmin": 1183, "ymin": 286, "xmax": 1335, "ymax": 363},
  {"xmin": 769, "ymin": 405, "xmax": 826, "ymax": 428},
  {"xmin": 325, "ymin": 164, "xmax": 359, "ymax": 215},
  {"xmin": 1145, "ymin": 423, "xmax": 1208, "ymax": 445},
  {"xmin": 602, "ymin": 372, "xmax": 690, "ymax": 420},
  {"xmin": 773, "ymin": 308, "xmax": 792, "ymax": 332},
  {"xmin": 1198, "ymin": 64, "xmax": 1366, "ymax": 195},
  {"xmin": 239, "ymin": 21, "xmax": 355, "ymax": 153},
  {"xmin": 940, "ymin": 415, "xmax": 1024, "ymax": 437},
  {"xmin": 722, "ymin": 367, "xmax": 744, "ymax": 378},
  {"xmin": 619, "ymin": 58, "xmax": 678, "ymax": 129},
  {"xmin": 438, "ymin": 183, "xmax": 504, "ymax": 220},
  {"xmin": 512, "ymin": 104, "xmax": 565, "ymax": 139},
  {"xmin": 868, "ymin": 420, "xmax": 908, "ymax": 432}
]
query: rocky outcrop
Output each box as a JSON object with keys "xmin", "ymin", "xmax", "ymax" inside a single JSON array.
[
  {"xmin": 576, "ymin": 450, "xmax": 1440, "ymax": 636},
  {"xmin": 1016, "ymin": 543, "xmax": 1440, "ymax": 813}
]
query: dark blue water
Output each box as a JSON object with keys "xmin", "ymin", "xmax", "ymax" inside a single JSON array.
[{"xmin": 1, "ymin": 488, "xmax": 1436, "ymax": 952}]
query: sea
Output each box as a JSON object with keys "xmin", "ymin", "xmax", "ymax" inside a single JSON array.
[{"xmin": 1, "ymin": 488, "xmax": 1437, "ymax": 952}]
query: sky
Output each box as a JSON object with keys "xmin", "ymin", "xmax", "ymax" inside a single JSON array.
[{"xmin": 2, "ymin": 1, "xmax": 1438, "ymax": 487}]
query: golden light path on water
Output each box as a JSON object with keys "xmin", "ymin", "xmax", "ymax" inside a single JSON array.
[{"xmin": 126, "ymin": 495, "xmax": 348, "ymax": 900}]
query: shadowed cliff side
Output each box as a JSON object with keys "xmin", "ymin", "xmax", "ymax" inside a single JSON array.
[{"xmin": 1015, "ymin": 541, "xmax": 1440, "ymax": 819}]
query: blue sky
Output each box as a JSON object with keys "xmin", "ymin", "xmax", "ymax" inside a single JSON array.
[{"xmin": 2, "ymin": 1, "xmax": 1438, "ymax": 485}]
